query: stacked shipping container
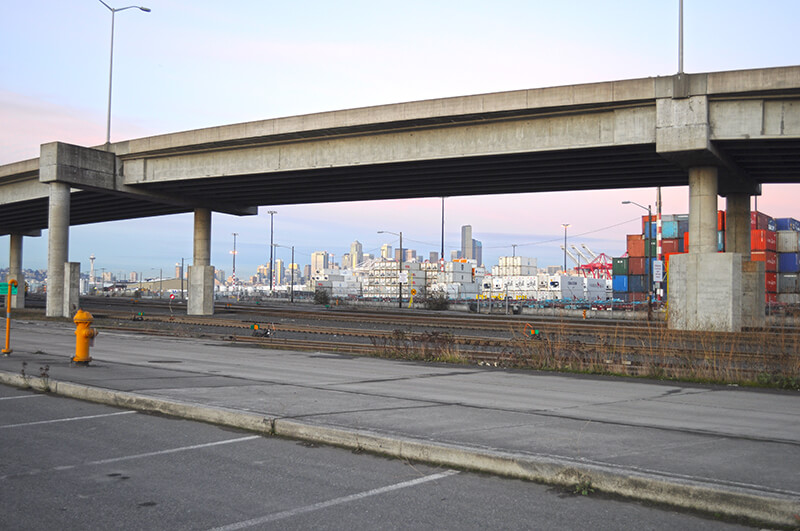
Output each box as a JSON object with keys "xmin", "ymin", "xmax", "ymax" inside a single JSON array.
[
  {"xmin": 775, "ymin": 217, "xmax": 800, "ymax": 304},
  {"xmin": 611, "ymin": 210, "xmax": 799, "ymax": 306}
]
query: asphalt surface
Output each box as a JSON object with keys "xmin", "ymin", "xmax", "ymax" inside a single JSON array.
[
  {"xmin": 0, "ymin": 319, "xmax": 798, "ymax": 527},
  {"xmin": 0, "ymin": 385, "xmax": 752, "ymax": 530}
]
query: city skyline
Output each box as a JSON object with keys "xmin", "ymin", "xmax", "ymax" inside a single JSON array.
[{"xmin": 2, "ymin": 1, "xmax": 799, "ymax": 277}]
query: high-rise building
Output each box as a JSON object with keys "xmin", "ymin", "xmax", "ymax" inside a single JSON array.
[
  {"xmin": 350, "ymin": 240, "xmax": 363, "ymax": 269},
  {"xmin": 405, "ymin": 249, "xmax": 417, "ymax": 262},
  {"xmin": 381, "ymin": 244, "xmax": 393, "ymax": 259},
  {"xmin": 473, "ymin": 240, "xmax": 483, "ymax": 267},
  {"xmin": 429, "ymin": 251, "xmax": 439, "ymax": 263},
  {"xmin": 311, "ymin": 251, "xmax": 329, "ymax": 273},
  {"xmin": 461, "ymin": 225, "xmax": 473, "ymax": 260},
  {"xmin": 274, "ymin": 258, "xmax": 284, "ymax": 285}
]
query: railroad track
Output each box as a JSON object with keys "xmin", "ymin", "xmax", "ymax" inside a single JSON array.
[{"xmin": 93, "ymin": 311, "xmax": 796, "ymax": 374}]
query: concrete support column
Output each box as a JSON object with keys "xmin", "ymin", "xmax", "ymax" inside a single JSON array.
[
  {"xmin": 8, "ymin": 234, "xmax": 25, "ymax": 309},
  {"xmin": 46, "ymin": 182, "xmax": 70, "ymax": 317},
  {"xmin": 193, "ymin": 208, "xmax": 211, "ymax": 266},
  {"xmin": 188, "ymin": 208, "xmax": 214, "ymax": 316},
  {"xmin": 688, "ymin": 166, "xmax": 719, "ymax": 253},
  {"xmin": 725, "ymin": 194, "xmax": 751, "ymax": 256},
  {"xmin": 726, "ymin": 194, "xmax": 765, "ymax": 327}
]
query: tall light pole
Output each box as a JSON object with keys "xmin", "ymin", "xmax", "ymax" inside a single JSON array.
[
  {"xmin": 561, "ymin": 224, "xmax": 570, "ymax": 273},
  {"xmin": 273, "ymin": 244, "xmax": 295, "ymax": 303},
  {"xmin": 441, "ymin": 197, "xmax": 446, "ymax": 260},
  {"xmin": 622, "ymin": 200, "xmax": 653, "ymax": 321},
  {"xmin": 378, "ymin": 230, "xmax": 403, "ymax": 308},
  {"xmin": 230, "ymin": 233, "xmax": 239, "ymax": 287},
  {"xmin": 678, "ymin": 0, "xmax": 684, "ymax": 74},
  {"xmin": 267, "ymin": 210, "xmax": 277, "ymax": 292},
  {"xmin": 179, "ymin": 257, "xmax": 191, "ymax": 301},
  {"xmin": 98, "ymin": 1, "xmax": 151, "ymax": 150}
]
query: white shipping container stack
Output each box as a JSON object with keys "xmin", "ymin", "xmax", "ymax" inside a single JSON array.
[{"xmin": 777, "ymin": 226, "xmax": 800, "ymax": 304}]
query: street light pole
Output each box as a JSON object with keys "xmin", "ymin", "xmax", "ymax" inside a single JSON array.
[
  {"xmin": 441, "ymin": 197, "xmax": 445, "ymax": 260},
  {"xmin": 378, "ymin": 230, "xmax": 403, "ymax": 309},
  {"xmin": 622, "ymin": 200, "xmax": 653, "ymax": 321},
  {"xmin": 98, "ymin": 1, "xmax": 151, "ymax": 150},
  {"xmin": 267, "ymin": 210, "xmax": 277, "ymax": 292},
  {"xmin": 561, "ymin": 224, "xmax": 570, "ymax": 272}
]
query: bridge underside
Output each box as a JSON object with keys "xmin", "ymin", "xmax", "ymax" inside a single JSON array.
[{"xmin": 2, "ymin": 138, "xmax": 799, "ymax": 234}]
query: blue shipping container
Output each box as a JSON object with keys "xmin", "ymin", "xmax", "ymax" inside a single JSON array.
[
  {"xmin": 628, "ymin": 275, "xmax": 647, "ymax": 293},
  {"xmin": 778, "ymin": 252, "xmax": 800, "ymax": 273},
  {"xmin": 644, "ymin": 220, "xmax": 681, "ymax": 239},
  {"xmin": 678, "ymin": 220, "xmax": 689, "ymax": 236},
  {"xmin": 717, "ymin": 231, "xmax": 725, "ymax": 252},
  {"xmin": 776, "ymin": 217, "xmax": 800, "ymax": 232},
  {"xmin": 612, "ymin": 275, "xmax": 629, "ymax": 293}
]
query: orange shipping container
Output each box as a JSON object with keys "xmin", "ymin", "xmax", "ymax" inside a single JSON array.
[
  {"xmin": 627, "ymin": 236, "xmax": 645, "ymax": 257},
  {"xmin": 751, "ymin": 251, "xmax": 778, "ymax": 272},
  {"xmin": 751, "ymin": 230, "xmax": 777, "ymax": 252}
]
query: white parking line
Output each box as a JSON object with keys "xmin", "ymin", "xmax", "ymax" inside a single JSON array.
[
  {"xmin": 0, "ymin": 394, "xmax": 46, "ymax": 401},
  {"xmin": 1, "ymin": 435, "xmax": 261, "ymax": 480},
  {"xmin": 71, "ymin": 435, "xmax": 261, "ymax": 468},
  {"xmin": 0, "ymin": 410, "xmax": 136, "ymax": 429},
  {"xmin": 209, "ymin": 469, "xmax": 460, "ymax": 531}
]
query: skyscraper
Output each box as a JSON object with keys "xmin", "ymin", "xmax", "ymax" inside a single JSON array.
[
  {"xmin": 311, "ymin": 251, "xmax": 329, "ymax": 273},
  {"xmin": 381, "ymin": 244, "xmax": 393, "ymax": 259},
  {"xmin": 350, "ymin": 240, "xmax": 363, "ymax": 268},
  {"xmin": 461, "ymin": 225, "xmax": 473, "ymax": 260}
]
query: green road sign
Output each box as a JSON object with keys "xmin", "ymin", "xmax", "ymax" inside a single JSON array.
[{"xmin": 0, "ymin": 284, "xmax": 19, "ymax": 295}]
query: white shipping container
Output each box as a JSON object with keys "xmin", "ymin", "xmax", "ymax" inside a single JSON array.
[
  {"xmin": 778, "ymin": 273, "xmax": 799, "ymax": 293},
  {"xmin": 777, "ymin": 293, "xmax": 800, "ymax": 304},
  {"xmin": 777, "ymin": 231, "xmax": 800, "ymax": 253}
]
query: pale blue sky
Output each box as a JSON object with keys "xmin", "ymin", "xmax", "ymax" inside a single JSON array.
[{"xmin": 2, "ymin": 1, "xmax": 799, "ymax": 276}]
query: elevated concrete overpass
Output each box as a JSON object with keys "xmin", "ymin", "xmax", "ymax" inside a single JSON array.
[{"xmin": 1, "ymin": 66, "xmax": 799, "ymax": 329}]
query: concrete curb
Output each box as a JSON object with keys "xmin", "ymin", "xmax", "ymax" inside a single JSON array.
[{"xmin": 2, "ymin": 370, "xmax": 798, "ymax": 527}]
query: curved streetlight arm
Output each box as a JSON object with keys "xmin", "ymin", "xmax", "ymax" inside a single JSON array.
[{"xmin": 100, "ymin": 1, "xmax": 151, "ymax": 149}]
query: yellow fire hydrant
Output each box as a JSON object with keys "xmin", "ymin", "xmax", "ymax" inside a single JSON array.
[{"xmin": 73, "ymin": 309, "xmax": 98, "ymax": 364}]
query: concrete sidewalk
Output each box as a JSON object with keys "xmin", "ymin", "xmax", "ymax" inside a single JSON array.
[{"xmin": 1, "ymin": 319, "xmax": 798, "ymax": 527}]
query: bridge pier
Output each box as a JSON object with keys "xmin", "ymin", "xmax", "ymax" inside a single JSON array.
[
  {"xmin": 668, "ymin": 167, "xmax": 744, "ymax": 331},
  {"xmin": 726, "ymin": 194, "xmax": 765, "ymax": 327},
  {"xmin": 7, "ymin": 234, "xmax": 25, "ymax": 309},
  {"xmin": 45, "ymin": 182, "xmax": 72, "ymax": 317},
  {"xmin": 188, "ymin": 208, "xmax": 215, "ymax": 316}
]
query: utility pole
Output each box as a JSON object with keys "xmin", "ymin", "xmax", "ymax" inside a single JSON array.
[
  {"xmin": 231, "ymin": 232, "xmax": 238, "ymax": 290},
  {"xmin": 441, "ymin": 197, "xmax": 445, "ymax": 260},
  {"xmin": 267, "ymin": 210, "xmax": 277, "ymax": 292},
  {"xmin": 561, "ymin": 224, "xmax": 570, "ymax": 272}
]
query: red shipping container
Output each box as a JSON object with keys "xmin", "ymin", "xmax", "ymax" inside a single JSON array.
[
  {"xmin": 751, "ymin": 230, "xmax": 777, "ymax": 252},
  {"xmin": 750, "ymin": 211, "xmax": 773, "ymax": 230},
  {"xmin": 627, "ymin": 236, "xmax": 645, "ymax": 258},
  {"xmin": 629, "ymin": 292, "xmax": 648, "ymax": 302},
  {"xmin": 765, "ymin": 272, "xmax": 778, "ymax": 293},
  {"xmin": 661, "ymin": 238, "xmax": 682, "ymax": 254},
  {"xmin": 751, "ymin": 251, "xmax": 777, "ymax": 272},
  {"xmin": 717, "ymin": 210, "xmax": 725, "ymax": 231},
  {"xmin": 683, "ymin": 232, "xmax": 689, "ymax": 252},
  {"xmin": 629, "ymin": 257, "xmax": 648, "ymax": 275}
]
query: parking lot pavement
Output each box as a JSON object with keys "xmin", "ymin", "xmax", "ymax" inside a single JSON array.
[{"xmin": 0, "ymin": 385, "xmax": 751, "ymax": 530}]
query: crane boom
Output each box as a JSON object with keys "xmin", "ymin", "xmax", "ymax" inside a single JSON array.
[{"xmin": 581, "ymin": 244, "xmax": 598, "ymax": 259}]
